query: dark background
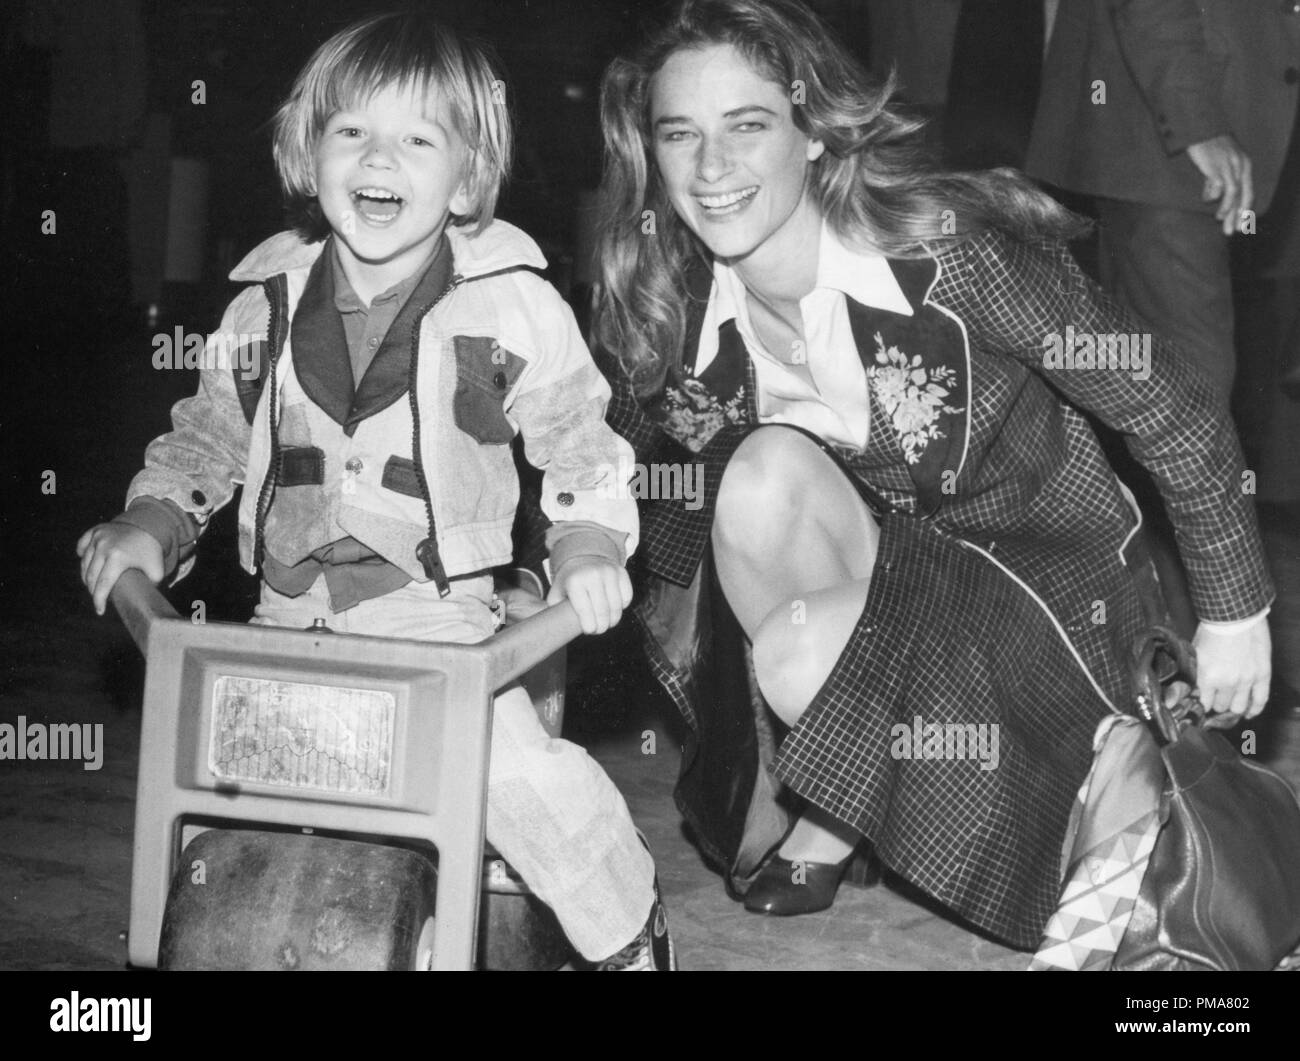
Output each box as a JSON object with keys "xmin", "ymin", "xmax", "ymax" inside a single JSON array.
[
  {"xmin": 1, "ymin": 0, "xmax": 1295, "ymax": 729},
  {"xmin": 0, "ymin": 0, "xmax": 881, "ymax": 736}
]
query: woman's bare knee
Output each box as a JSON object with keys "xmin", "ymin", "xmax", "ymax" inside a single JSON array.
[
  {"xmin": 713, "ymin": 429, "xmax": 816, "ymax": 552},
  {"xmin": 713, "ymin": 428, "xmax": 878, "ymax": 578}
]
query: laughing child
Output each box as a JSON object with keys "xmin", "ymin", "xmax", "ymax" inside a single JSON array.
[{"xmin": 77, "ymin": 11, "xmax": 673, "ymax": 970}]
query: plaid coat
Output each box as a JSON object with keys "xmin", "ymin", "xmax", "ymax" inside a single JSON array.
[{"xmin": 601, "ymin": 228, "xmax": 1274, "ymax": 949}]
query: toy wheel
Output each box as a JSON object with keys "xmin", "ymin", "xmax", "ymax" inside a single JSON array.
[
  {"xmin": 159, "ymin": 829, "xmax": 439, "ymax": 970},
  {"xmin": 413, "ymin": 915, "xmax": 437, "ymax": 971}
]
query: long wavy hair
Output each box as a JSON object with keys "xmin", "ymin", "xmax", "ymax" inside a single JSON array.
[{"xmin": 595, "ymin": 0, "xmax": 1087, "ymax": 396}]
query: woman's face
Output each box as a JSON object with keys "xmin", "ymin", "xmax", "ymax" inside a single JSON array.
[{"xmin": 649, "ymin": 44, "xmax": 824, "ymax": 265}]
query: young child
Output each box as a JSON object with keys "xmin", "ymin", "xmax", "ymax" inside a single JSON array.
[{"xmin": 76, "ymin": 12, "xmax": 673, "ymax": 970}]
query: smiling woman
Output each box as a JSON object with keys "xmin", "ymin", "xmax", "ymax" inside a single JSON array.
[
  {"xmin": 592, "ymin": 0, "xmax": 1275, "ymax": 953},
  {"xmin": 650, "ymin": 46, "xmax": 824, "ymax": 270}
]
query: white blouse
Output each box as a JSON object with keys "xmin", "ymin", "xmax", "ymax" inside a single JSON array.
[{"xmin": 694, "ymin": 223, "xmax": 914, "ymax": 451}]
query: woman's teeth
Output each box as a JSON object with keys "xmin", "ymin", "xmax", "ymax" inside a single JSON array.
[{"xmin": 697, "ymin": 186, "xmax": 758, "ymax": 215}]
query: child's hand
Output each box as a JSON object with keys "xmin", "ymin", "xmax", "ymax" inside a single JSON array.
[
  {"xmin": 76, "ymin": 523, "xmax": 166, "ymax": 617},
  {"xmin": 546, "ymin": 559, "xmax": 633, "ymax": 635}
]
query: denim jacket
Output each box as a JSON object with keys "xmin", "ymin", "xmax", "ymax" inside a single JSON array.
[{"xmin": 125, "ymin": 220, "xmax": 639, "ymax": 585}]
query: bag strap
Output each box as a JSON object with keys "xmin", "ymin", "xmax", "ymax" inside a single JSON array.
[{"xmin": 1130, "ymin": 625, "xmax": 1202, "ymax": 746}]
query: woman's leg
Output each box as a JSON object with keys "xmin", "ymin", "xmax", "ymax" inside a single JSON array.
[{"xmin": 711, "ymin": 427, "xmax": 881, "ymax": 863}]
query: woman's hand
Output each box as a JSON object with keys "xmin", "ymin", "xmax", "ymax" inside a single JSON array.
[
  {"xmin": 546, "ymin": 559, "xmax": 633, "ymax": 635},
  {"xmin": 76, "ymin": 522, "xmax": 165, "ymax": 617},
  {"xmin": 1192, "ymin": 620, "xmax": 1272, "ymax": 723}
]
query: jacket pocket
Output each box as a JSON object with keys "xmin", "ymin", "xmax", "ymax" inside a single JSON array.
[
  {"xmin": 452, "ymin": 336, "xmax": 526, "ymax": 445},
  {"xmin": 381, "ymin": 455, "xmax": 422, "ymax": 499},
  {"xmin": 275, "ymin": 446, "xmax": 324, "ymax": 486}
]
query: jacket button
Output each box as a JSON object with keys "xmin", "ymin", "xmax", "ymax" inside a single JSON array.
[
  {"xmin": 557, "ymin": 491, "xmax": 574, "ymax": 507},
  {"xmin": 1287, "ymin": 66, "xmax": 1300, "ymax": 85},
  {"xmin": 345, "ymin": 457, "xmax": 363, "ymax": 474},
  {"xmin": 493, "ymin": 371, "xmax": 508, "ymax": 389},
  {"xmin": 191, "ymin": 489, "xmax": 207, "ymax": 506},
  {"xmin": 1284, "ymin": 1, "xmax": 1300, "ymax": 15}
]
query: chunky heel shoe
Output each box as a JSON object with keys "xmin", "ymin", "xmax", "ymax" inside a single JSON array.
[
  {"xmin": 743, "ymin": 843, "xmax": 879, "ymax": 916},
  {"xmin": 844, "ymin": 845, "xmax": 883, "ymax": 888}
]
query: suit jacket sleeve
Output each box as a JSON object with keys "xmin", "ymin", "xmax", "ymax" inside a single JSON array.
[
  {"xmin": 1109, "ymin": 0, "xmax": 1231, "ymax": 154},
  {"xmin": 944, "ymin": 229, "xmax": 1273, "ymax": 624},
  {"xmin": 593, "ymin": 346, "xmax": 670, "ymax": 468}
]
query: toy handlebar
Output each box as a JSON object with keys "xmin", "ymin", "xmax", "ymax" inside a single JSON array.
[
  {"xmin": 108, "ymin": 567, "xmax": 585, "ymax": 689},
  {"xmin": 109, "ymin": 569, "xmax": 180, "ymax": 655},
  {"xmin": 486, "ymin": 596, "xmax": 583, "ymax": 689}
]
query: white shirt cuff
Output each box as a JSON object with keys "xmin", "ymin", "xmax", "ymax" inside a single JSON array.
[{"xmin": 1199, "ymin": 607, "xmax": 1271, "ymax": 635}]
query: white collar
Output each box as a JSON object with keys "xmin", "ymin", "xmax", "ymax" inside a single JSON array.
[{"xmin": 709, "ymin": 222, "xmax": 915, "ymax": 325}]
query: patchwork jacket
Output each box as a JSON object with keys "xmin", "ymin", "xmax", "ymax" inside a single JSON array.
[{"xmin": 125, "ymin": 220, "xmax": 638, "ymax": 588}]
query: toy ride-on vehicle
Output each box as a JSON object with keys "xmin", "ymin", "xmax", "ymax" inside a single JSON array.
[{"xmin": 110, "ymin": 566, "xmax": 581, "ymax": 970}]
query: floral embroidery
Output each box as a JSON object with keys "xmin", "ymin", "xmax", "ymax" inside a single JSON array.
[
  {"xmin": 867, "ymin": 331, "xmax": 964, "ymax": 465},
  {"xmin": 655, "ymin": 376, "xmax": 748, "ymax": 453}
]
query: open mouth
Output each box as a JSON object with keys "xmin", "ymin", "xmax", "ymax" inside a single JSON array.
[
  {"xmin": 351, "ymin": 187, "xmax": 404, "ymax": 223},
  {"xmin": 695, "ymin": 186, "xmax": 758, "ymax": 216}
]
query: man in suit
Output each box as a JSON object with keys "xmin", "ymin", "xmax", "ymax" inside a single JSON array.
[{"xmin": 1026, "ymin": 0, "xmax": 1300, "ymax": 398}]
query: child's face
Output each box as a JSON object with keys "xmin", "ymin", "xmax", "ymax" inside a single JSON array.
[{"xmin": 315, "ymin": 81, "xmax": 472, "ymax": 290}]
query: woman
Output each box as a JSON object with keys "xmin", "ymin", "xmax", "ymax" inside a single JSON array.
[{"xmin": 593, "ymin": 0, "xmax": 1273, "ymax": 949}]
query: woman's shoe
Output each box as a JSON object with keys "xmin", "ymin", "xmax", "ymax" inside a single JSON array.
[{"xmin": 742, "ymin": 849, "xmax": 858, "ymax": 916}]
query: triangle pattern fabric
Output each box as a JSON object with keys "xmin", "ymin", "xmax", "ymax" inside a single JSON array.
[{"xmin": 1031, "ymin": 715, "xmax": 1163, "ymax": 971}]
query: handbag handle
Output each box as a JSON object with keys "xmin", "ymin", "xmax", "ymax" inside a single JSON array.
[{"xmin": 1130, "ymin": 625, "xmax": 1202, "ymax": 746}]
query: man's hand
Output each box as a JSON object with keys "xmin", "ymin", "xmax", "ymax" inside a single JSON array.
[
  {"xmin": 76, "ymin": 523, "xmax": 165, "ymax": 616},
  {"xmin": 1192, "ymin": 620, "xmax": 1272, "ymax": 723},
  {"xmin": 1186, "ymin": 134, "xmax": 1254, "ymax": 236},
  {"xmin": 546, "ymin": 559, "xmax": 633, "ymax": 635}
]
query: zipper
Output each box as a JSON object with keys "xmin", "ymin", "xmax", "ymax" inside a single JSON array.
[
  {"xmin": 252, "ymin": 273, "xmax": 289, "ymax": 571},
  {"xmin": 408, "ymin": 273, "xmax": 464, "ymax": 596}
]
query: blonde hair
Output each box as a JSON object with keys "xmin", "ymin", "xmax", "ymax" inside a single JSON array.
[
  {"xmin": 596, "ymin": 0, "xmax": 1088, "ymax": 395},
  {"xmin": 273, "ymin": 11, "xmax": 512, "ymax": 239}
]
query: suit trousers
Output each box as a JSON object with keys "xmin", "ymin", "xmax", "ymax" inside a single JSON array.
[
  {"xmin": 1097, "ymin": 198, "xmax": 1235, "ymax": 398},
  {"xmin": 250, "ymin": 574, "xmax": 655, "ymax": 960}
]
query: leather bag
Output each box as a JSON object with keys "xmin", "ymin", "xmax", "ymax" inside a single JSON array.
[{"xmin": 1114, "ymin": 627, "xmax": 1300, "ymax": 970}]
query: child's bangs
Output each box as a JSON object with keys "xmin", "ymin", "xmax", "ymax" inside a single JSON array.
[
  {"xmin": 313, "ymin": 28, "xmax": 468, "ymax": 139},
  {"xmin": 275, "ymin": 12, "xmax": 511, "ymax": 237}
]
